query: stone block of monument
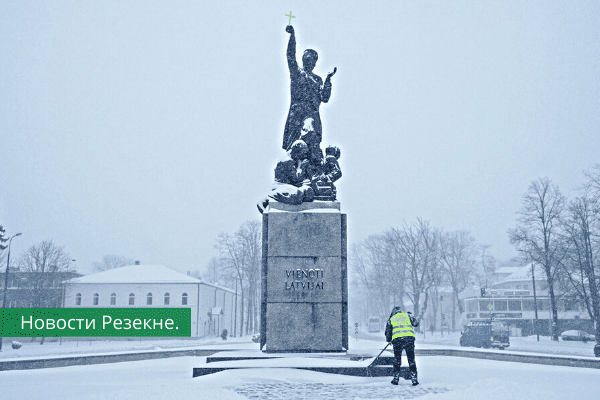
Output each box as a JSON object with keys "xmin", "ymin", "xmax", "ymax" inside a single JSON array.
[{"xmin": 260, "ymin": 202, "xmax": 348, "ymax": 352}]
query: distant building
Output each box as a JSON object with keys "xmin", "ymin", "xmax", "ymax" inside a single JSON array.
[
  {"xmin": 0, "ymin": 268, "xmax": 82, "ymax": 308},
  {"xmin": 460, "ymin": 265, "xmax": 593, "ymax": 336},
  {"xmin": 64, "ymin": 264, "xmax": 239, "ymax": 338}
]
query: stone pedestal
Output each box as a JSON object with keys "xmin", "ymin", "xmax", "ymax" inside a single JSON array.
[{"xmin": 260, "ymin": 201, "xmax": 348, "ymax": 352}]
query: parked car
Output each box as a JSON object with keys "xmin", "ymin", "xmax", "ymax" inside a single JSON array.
[
  {"xmin": 459, "ymin": 320, "xmax": 510, "ymax": 350},
  {"xmin": 560, "ymin": 330, "xmax": 596, "ymax": 342}
]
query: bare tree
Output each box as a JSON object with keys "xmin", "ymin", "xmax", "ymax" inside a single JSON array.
[
  {"xmin": 561, "ymin": 164, "xmax": 600, "ymax": 345},
  {"xmin": 388, "ymin": 219, "xmax": 440, "ymax": 324},
  {"xmin": 17, "ymin": 240, "xmax": 73, "ymax": 308},
  {"xmin": 583, "ymin": 163, "xmax": 600, "ymax": 193},
  {"xmin": 203, "ymin": 257, "xmax": 223, "ymax": 284},
  {"xmin": 440, "ymin": 230, "xmax": 477, "ymax": 331},
  {"xmin": 508, "ymin": 177, "xmax": 566, "ymax": 340},
  {"xmin": 560, "ymin": 196, "xmax": 600, "ymax": 328},
  {"xmin": 236, "ymin": 220, "xmax": 262, "ymax": 336},
  {"xmin": 92, "ymin": 255, "xmax": 135, "ymax": 272},
  {"xmin": 425, "ymin": 253, "xmax": 445, "ymax": 333},
  {"xmin": 216, "ymin": 220, "xmax": 262, "ymax": 337},
  {"xmin": 351, "ymin": 234, "xmax": 398, "ymax": 323},
  {"xmin": 475, "ymin": 244, "xmax": 497, "ymax": 287},
  {"xmin": 217, "ymin": 231, "xmax": 246, "ymax": 337}
]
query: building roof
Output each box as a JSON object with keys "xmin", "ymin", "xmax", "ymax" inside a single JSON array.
[
  {"xmin": 492, "ymin": 265, "xmax": 546, "ymax": 286},
  {"xmin": 66, "ymin": 264, "xmax": 202, "ymax": 284},
  {"xmin": 199, "ymin": 282, "xmax": 236, "ymax": 294},
  {"xmin": 494, "ymin": 266, "xmax": 521, "ymax": 275}
]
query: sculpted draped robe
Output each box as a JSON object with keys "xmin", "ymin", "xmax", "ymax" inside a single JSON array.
[{"xmin": 282, "ymin": 34, "xmax": 332, "ymax": 151}]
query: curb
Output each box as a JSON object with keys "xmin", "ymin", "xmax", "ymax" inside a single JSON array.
[
  {"xmin": 1, "ymin": 347, "xmax": 598, "ymax": 372},
  {"xmin": 0, "ymin": 349, "xmax": 217, "ymax": 372},
  {"xmin": 414, "ymin": 348, "xmax": 600, "ymax": 369}
]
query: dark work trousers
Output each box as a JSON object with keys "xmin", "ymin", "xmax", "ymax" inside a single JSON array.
[{"xmin": 392, "ymin": 337, "xmax": 417, "ymax": 375}]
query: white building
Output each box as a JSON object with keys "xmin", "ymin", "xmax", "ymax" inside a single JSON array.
[
  {"xmin": 459, "ymin": 265, "xmax": 593, "ymax": 336},
  {"xmin": 64, "ymin": 264, "xmax": 239, "ymax": 338}
]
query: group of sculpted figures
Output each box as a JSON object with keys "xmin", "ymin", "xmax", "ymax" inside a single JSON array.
[{"xmin": 258, "ymin": 25, "xmax": 342, "ymax": 214}]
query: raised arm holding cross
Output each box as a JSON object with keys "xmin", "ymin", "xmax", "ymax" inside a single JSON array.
[{"xmin": 281, "ymin": 24, "xmax": 338, "ymax": 152}]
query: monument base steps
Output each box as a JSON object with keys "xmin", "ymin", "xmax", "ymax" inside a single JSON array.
[{"xmin": 193, "ymin": 353, "xmax": 409, "ymax": 378}]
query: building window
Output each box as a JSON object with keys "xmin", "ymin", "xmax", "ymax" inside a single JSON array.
[
  {"xmin": 508, "ymin": 300, "xmax": 522, "ymax": 311},
  {"xmin": 182, "ymin": 293, "xmax": 188, "ymax": 305},
  {"xmin": 467, "ymin": 300, "xmax": 478, "ymax": 313},
  {"xmin": 110, "ymin": 293, "xmax": 116, "ymax": 305},
  {"xmin": 522, "ymin": 300, "xmax": 535, "ymax": 311},
  {"xmin": 93, "ymin": 293, "xmax": 99, "ymax": 306},
  {"xmin": 564, "ymin": 298, "xmax": 581, "ymax": 311},
  {"xmin": 164, "ymin": 293, "xmax": 170, "ymax": 305},
  {"xmin": 76, "ymin": 293, "xmax": 82, "ymax": 306},
  {"xmin": 129, "ymin": 293, "xmax": 135, "ymax": 305},
  {"xmin": 494, "ymin": 300, "xmax": 507, "ymax": 311},
  {"xmin": 479, "ymin": 300, "xmax": 493, "ymax": 311},
  {"xmin": 147, "ymin": 293, "xmax": 153, "ymax": 305}
]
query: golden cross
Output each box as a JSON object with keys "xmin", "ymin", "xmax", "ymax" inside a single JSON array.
[{"xmin": 285, "ymin": 11, "xmax": 295, "ymax": 25}]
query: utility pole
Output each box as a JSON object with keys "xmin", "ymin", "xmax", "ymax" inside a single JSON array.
[
  {"xmin": 233, "ymin": 279, "xmax": 238, "ymax": 338},
  {"xmin": 531, "ymin": 263, "xmax": 540, "ymax": 341},
  {"xmin": 440, "ymin": 295, "xmax": 444, "ymax": 338}
]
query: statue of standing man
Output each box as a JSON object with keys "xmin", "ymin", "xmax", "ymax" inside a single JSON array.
[{"xmin": 282, "ymin": 25, "xmax": 337, "ymax": 154}]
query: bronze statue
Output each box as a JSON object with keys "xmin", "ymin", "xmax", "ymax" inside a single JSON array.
[
  {"xmin": 257, "ymin": 24, "xmax": 342, "ymax": 213},
  {"xmin": 282, "ymin": 25, "xmax": 337, "ymax": 151}
]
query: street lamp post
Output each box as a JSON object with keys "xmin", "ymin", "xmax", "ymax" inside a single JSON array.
[{"xmin": 0, "ymin": 232, "xmax": 22, "ymax": 352}]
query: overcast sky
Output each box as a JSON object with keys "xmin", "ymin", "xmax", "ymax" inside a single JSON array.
[{"xmin": 1, "ymin": 1, "xmax": 599, "ymax": 276}]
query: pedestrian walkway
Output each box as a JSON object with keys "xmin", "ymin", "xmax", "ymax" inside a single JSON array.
[{"xmin": 230, "ymin": 382, "xmax": 450, "ymax": 399}]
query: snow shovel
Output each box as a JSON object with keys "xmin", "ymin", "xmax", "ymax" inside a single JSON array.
[{"xmin": 366, "ymin": 342, "xmax": 391, "ymax": 376}]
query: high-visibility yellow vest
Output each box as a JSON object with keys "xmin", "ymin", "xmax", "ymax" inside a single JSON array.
[{"xmin": 390, "ymin": 312, "xmax": 415, "ymax": 340}]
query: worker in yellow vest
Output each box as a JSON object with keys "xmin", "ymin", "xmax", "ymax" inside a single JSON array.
[{"xmin": 385, "ymin": 306, "xmax": 419, "ymax": 386}]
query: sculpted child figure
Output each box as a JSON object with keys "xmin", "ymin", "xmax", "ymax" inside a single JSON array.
[{"xmin": 257, "ymin": 140, "xmax": 315, "ymax": 213}]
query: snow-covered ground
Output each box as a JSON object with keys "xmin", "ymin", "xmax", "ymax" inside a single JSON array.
[
  {"xmin": 2, "ymin": 352, "xmax": 599, "ymax": 400},
  {"xmin": 0, "ymin": 336, "xmax": 254, "ymax": 360},
  {"xmin": 0, "ymin": 334, "xmax": 598, "ymax": 399},
  {"xmin": 1, "ymin": 331, "xmax": 597, "ymax": 361}
]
